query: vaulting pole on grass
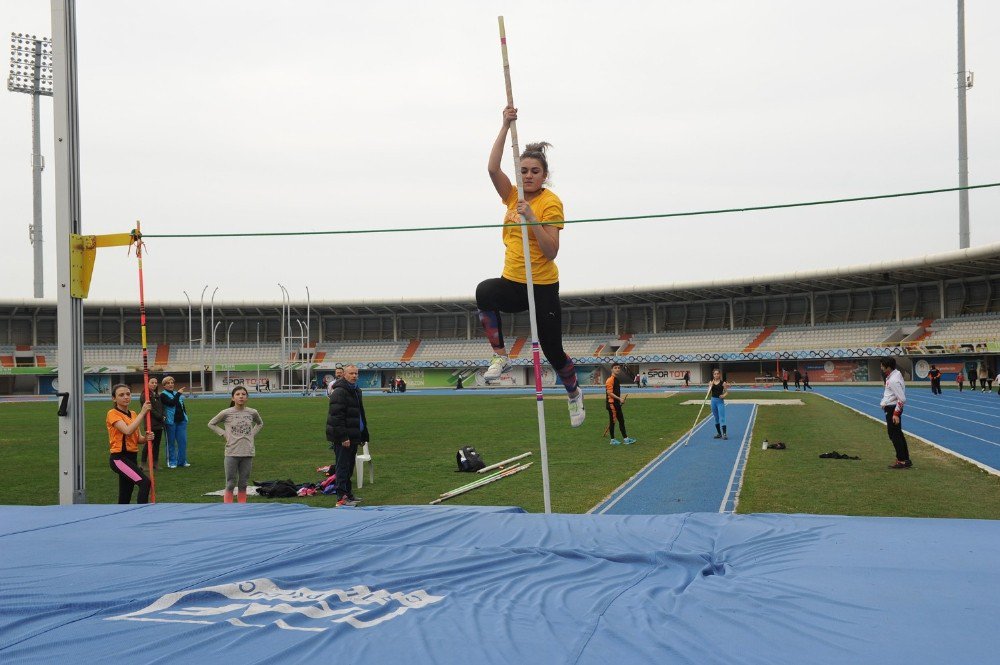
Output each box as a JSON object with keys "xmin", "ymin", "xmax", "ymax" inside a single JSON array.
[
  {"xmin": 132, "ymin": 221, "xmax": 156, "ymax": 502},
  {"xmin": 499, "ymin": 16, "xmax": 552, "ymax": 514},
  {"xmin": 430, "ymin": 462, "xmax": 533, "ymax": 505},
  {"xmin": 682, "ymin": 382, "xmax": 713, "ymax": 447},
  {"xmin": 441, "ymin": 467, "xmax": 508, "ymax": 496},
  {"xmin": 477, "ymin": 451, "xmax": 532, "ymax": 474}
]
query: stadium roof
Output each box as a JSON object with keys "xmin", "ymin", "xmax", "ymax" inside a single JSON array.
[{"xmin": 3, "ymin": 241, "xmax": 1000, "ymax": 316}]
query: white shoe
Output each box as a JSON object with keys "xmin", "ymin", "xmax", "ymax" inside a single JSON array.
[
  {"xmin": 484, "ymin": 355, "xmax": 511, "ymax": 381},
  {"xmin": 567, "ymin": 391, "xmax": 586, "ymax": 428}
]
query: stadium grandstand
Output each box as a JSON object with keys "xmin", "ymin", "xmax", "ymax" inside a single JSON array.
[{"xmin": 2, "ymin": 242, "xmax": 998, "ymax": 395}]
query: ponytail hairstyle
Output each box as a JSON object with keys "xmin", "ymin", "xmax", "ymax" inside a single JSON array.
[
  {"xmin": 111, "ymin": 383, "xmax": 130, "ymax": 400},
  {"xmin": 520, "ymin": 142, "xmax": 552, "ymax": 179},
  {"xmin": 230, "ymin": 385, "xmax": 249, "ymax": 408}
]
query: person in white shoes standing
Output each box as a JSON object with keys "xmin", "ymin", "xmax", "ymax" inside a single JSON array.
[
  {"xmin": 474, "ymin": 105, "xmax": 584, "ymax": 427},
  {"xmin": 879, "ymin": 357, "xmax": 912, "ymax": 469}
]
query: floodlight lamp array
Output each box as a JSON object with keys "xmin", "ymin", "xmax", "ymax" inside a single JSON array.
[{"xmin": 7, "ymin": 33, "xmax": 53, "ymax": 96}]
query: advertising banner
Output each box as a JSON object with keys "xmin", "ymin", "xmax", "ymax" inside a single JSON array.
[
  {"xmin": 798, "ymin": 360, "xmax": 868, "ymax": 382},
  {"xmin": 216, "ymin": 372, "xmax": 280, "ymax": 391},
  {"xmin": 912, "ymin": 340, "xmax": 1000, "ymax": 355},
  {"xmin": 357, "ymin": 371, "xmax": 381, "ymax": 389},
  {"xmin": 0, "ymin": 366, "xmax": 57, "ymax": 375},
  {"xmin": 912, "ymin": 360, "xmax": 966, "ymax": 382},
  {"xmin": 472, "ymin": 366, "xmax": 528, "ymax": 387},
  {"xmin": 396, "ymin": 368, "xmax": 472, "ymax": 389},
  {"xmin": 39, "ymin": 375, "xmax": 111, "ymax": 395},
  {"xmin": 576, "ymin": 366, "xmax": 604, "ymax": 387},
  {"xmin": 640, "ymin": 363, "xmax": 701, "ymax": 386}
]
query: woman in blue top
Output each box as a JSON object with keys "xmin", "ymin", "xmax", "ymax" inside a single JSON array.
[{"xmin": 159, "ymin": 375, "xmax": 190, "ymax": 468}]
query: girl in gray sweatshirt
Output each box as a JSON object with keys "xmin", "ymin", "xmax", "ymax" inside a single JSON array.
[{"xmin": 207, "ymin": 386, "xmax": 263, "ymax": 503}]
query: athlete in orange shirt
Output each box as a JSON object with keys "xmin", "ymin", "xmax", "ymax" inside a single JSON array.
[
  {"xmin": 106, "ymin": 383, "xmax": 154, "ymax": 504},
  {"xmin": 606, "ymin": 364, "xmax": 635, "ymax": 445}
]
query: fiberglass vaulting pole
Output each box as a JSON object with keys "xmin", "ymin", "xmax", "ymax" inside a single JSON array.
[
  {"xmin": 133, "ymin": 222, "xmax": 156, "ymax": 502},
  {"xmin": 498, "ymin": 16, "xmax": 552, "ymax": 513},
  {"xmin": 51, "ymin": 0, "xmax": 86, "ymax": 504}
]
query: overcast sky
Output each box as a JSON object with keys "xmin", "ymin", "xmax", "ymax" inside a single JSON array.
[{"xmin": 2, "ymin": 1, "xmax": 999, "ymax": 307}]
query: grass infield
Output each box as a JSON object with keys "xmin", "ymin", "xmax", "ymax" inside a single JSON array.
[{"xmin": 1, "ymin": 391, "xmax": 998, "ymax": 518}]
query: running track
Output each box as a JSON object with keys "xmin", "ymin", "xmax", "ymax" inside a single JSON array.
[
  {"xmin": 591, "ymin": 403, "xmax": 756, "ymax": 515},
  {"xmin": 817, "ymin": 386, "xmax": 1000, "ymax": 473}
]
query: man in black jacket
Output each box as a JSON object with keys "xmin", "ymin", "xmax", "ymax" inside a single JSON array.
[{"xmin": 326, "ymin": 364, "xmax": 370, "ymax": 506}]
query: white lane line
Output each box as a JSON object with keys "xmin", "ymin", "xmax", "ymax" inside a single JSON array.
[
  {"xmin": 904, "ymin": 394, "xmax": 1000, "ymax": 418},
  {"xmin": 828, "ymin": 392, "xmax": 1000, "ymax": 448},
  {"xmin": 589, "ymin": 416, "xmax": 712, "ymax": 515},
  {"xmin": 816, "ymin": 392, "xmax": 1000, "ymax": 476},
  {"xmin": 887, "ymin": 401, "xmax": 1000, "ymax": 430},
  {"xmin": 719, "ymin": 404, "xmax": 757, "ymax": 514}
]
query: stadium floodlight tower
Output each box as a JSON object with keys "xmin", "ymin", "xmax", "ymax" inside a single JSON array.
[
  {"xmin": 278, "ymin": 283, "xmax": 289, "ymax": 390},
  {"xmin": 956, "ymin": 0, "xmax": 973, "ymax": 249},
  {"xmin": 7, "ymin": 32, "xmax": 53, "ymax": 298}
]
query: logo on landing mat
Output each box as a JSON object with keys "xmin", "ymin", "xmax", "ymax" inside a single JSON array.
[{"xmin": 106, "ymin": 578, "xmax": 444, "ymax": 631}]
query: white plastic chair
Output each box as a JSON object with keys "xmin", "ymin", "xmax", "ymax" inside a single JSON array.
[{"xmin": 355, "ymin": 442, "xmax": 374, "ymax": 489}]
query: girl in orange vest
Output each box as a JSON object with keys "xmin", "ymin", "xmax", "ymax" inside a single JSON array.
[{"xmin": 106, "ymin": 383, "xmax": 154, "ymax": 504}]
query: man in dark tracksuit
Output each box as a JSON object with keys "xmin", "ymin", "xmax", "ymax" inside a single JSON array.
[
  {"xmin": 326, "ymin": 364, "xmax": 371, "ymax": 506},
  {"xmin": 927, "ymin": 365, "xmax": 942, "ymax": 395}
]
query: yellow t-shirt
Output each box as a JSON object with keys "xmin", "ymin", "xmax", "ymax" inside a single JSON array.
[{"xmin": 501, "ymin": 187, "xmax": 564, "ymax": 285}]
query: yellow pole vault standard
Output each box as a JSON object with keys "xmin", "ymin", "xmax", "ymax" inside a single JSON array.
[
  {"xmin": 130, "ymin": 223, "xmax": 156, "ymax": 501},
  {"xmin": 70, "ymin": 232, "xmax": 133, "ymax": 298},
  {"xmin": 498, "ymin": 16, "xmax": 553, "ymax": 514}
]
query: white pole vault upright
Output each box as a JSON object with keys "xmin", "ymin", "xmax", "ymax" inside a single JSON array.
[
  {"xmin": 498, "ymin": 16, "xmax": 552, "ymax": 514},
  {"xmin": 51, "ymin": 0, "xmax": 86, "ymax": 504}
]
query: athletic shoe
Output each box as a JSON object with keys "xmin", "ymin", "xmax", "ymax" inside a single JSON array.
[
  {"xmin": 347, "ymin": 494, "xmax": 361, "ymax": 502},
  {"xmin": 610, "ymin": 438, "xmax": 621, "ymax": 446},
  {"xmin": 888, "ymin": 460, "xmax": 913, "ymax": 469},
  {"xmin": 484, "ymin": 355, "xmax": 511, "ymax": 381},
  {"xmin": 722, "ymin": 434, "xmax": 729, "ymax": 440},
  {"xmin": 623, "ymin": 437, "xmax": 636, "ymax": 445},
  {"xmin": 336, "ymin": 496, "xmax": 358, "ymax": 507},
  {"xmin": 567, "ymin": 391, "xmax": 586, "ymax": 427},
  {"xmin": 183, "ymin": 463, "xmax": 191, "ymax": 467},
  {"xmin": 167, "ymin": 463, "xmax": 176, "ymax": 469},
  {"xmin": 713, "ymin": 433, "xmax": 722, "ymax": 439}
]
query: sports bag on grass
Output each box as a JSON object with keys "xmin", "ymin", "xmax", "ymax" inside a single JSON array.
[
  {"xmin": 456, "ymin": 446, "xmax": 485, "ymax": 472},
  {"xmin": 256, "ymin": 479, "xmax": 299, "ymax": 498}
]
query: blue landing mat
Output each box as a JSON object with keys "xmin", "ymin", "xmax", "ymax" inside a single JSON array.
[{"xmin": 2, "ymin": 504, "xmax": 998, "ymax": 665}]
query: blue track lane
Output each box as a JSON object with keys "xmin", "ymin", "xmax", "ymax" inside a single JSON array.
[
  {"xmin": 817, "ymin": 386, "xmax": 1000, "ymax": 473},
  {"xmin": 592, "ymin": 403, "xmax": 756, "ymax": 515}
]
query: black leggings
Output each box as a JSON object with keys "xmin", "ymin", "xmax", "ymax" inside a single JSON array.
[
  {"xmin": 475, "ymin": 277, "xmax": 569, "ymax": 371},
  {"xmin": 110, "ymin": 451, "xmax": 151, "ymax": 504},
  {"xmin": 607, "ymin": 402, "xmax": 627, "ymax": 439}
]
